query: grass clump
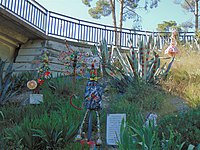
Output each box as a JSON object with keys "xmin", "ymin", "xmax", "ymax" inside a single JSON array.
[
  {"xmin": 159, "ymin": 106, "xmax": 200, "ymax": 148},
  {"xmin": 109, "ymin": 79, "xmax": 175, "ymax": 117}
]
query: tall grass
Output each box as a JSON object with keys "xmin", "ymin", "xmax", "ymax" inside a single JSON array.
[
  {"xmin": 161, "ymin": 45, "xmax": 200, "ymax": 107},
  {"xmin": 109, "ymin": 79, "xmax": 176, "ymax": 117}
]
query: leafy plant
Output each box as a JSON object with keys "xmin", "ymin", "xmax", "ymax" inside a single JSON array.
[
  {"xmin": 118, "ymin": 114, "xmax": 196, "ymax": 150},
  {"xmin": 46, "ymin": 74, "xmax": 87, "ymax": 100},
  {"xmin": 159, "ymin": 107, "xmax": 200, "ymax": 148},
  {"xmin": 0, "ymin": 110, "xmax": 4, "ymax": 121},
  {"xmin": 2, "ymin": 82, "xmax": 84, "ymax": 149},
  {"xmin": 98, "ymin": 38, "xmax": 175, "ymax": 85},
  {"xmin": 12, "ymin": 71, "xmax": 36, "ymax": 92},
  {"xmin": 0, "ymin": 58, "xmax": 18, "ymax": 105},
  {"xmin": 161, "ymin": 129, "xmax": 185, "ymax": 150}
]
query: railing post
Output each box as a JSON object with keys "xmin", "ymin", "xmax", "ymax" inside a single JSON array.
[
  {"xmin": 78, "ymin": 20, "xmax": 80, "ymax": 42},
  {"xmin": 45, "ymin": 10, "xmax": 50, "ymax": 35}
]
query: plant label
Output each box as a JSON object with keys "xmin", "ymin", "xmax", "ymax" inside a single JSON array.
[
  {"xmin": 29, "ymin": 94, "xmax": 43, "ymax": 104},
  {"xmin": 106, "ymin": 113, "xmax": 126, "ymax": 145}
]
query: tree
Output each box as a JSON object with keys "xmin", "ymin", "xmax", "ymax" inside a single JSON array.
[
  {"xmin": 174, "ymin": 0, "xmax": 199, "ymax": 32},
  {"xmin": 180, "ymin": 21, "xmax": 194, "ymax": 31},
  {"xmin": 82, "ymin": 0, "xmax": 160, "ymax": 45},
  {"xmin": 156, "ymin": 20, "xmax": 182, "ymax": 36}
]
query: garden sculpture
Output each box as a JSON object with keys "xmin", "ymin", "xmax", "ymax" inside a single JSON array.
[
  {"xmin": 27, "ymin": 50, "xmax": 51, "ymax": 93},
  {"xmin": 74, "ymin": 56, "xmax": 103, "ymax": 146},
  {"xmin": 165, "ymin": 30, "xmax": 179, "ymax": 57},
  {"xmin": 58, "ymin": 43, "xmax": 93, "ymax": 78}
]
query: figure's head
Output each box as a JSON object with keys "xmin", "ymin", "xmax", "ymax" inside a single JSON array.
[
  {"xmin": 86, "ymin": 56, "xmax": 100, "ymax": 69},
  {"xmin": 172, "ymin": 29, "xmax": 178, "ymax": 37}
]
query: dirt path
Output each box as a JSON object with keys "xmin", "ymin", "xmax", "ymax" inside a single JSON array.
[{"xmin": 170, "ymin": 96, "xmax": 189, "ymax": 112}]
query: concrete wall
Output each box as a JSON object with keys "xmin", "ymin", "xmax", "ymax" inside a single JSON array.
[
  {"xmin": 13, "ymin": 39, "xmax": 93, "ymax": 76},
  {"xmin": 0, "ymin": 24, "xmax": 28, "ymax": 61},
  {"xmin": 0, "ymin": 43, "xmax": 15, "ymax": 61}
]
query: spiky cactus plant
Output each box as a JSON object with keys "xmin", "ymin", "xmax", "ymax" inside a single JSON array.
[{"xmin": 98, "ymin": 36, "xmax": 175, "ymax": 85}]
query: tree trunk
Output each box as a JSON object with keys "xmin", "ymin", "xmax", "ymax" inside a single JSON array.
[
  {"xmin": 109, "ymin": 0, "xmax": 117, "ymax": 45},
  {"xmin": 195, "ymin": 0, "xmax": 199, "ymax": 32},
  {"xmin": 119, "ymin": 0, "xmax": 124, "ymax": 47}
]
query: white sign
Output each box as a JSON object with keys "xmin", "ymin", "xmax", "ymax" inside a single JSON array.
[
  {"xmin": 106, "ymin": 114, "xmax": 126, "ymax": 145},
  {"xmin": 30, "ymin": 94, "xmax": 43, "ymax": 104}
]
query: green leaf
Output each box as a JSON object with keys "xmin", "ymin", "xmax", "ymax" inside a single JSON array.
[{"xmin": 187, "ymin": 144, "xmax": 195, "ymax": 150}]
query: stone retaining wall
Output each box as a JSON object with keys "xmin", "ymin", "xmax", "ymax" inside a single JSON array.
[{"xmin": 12, "ymin": 39, "xmax": 94, "ymax": 77}]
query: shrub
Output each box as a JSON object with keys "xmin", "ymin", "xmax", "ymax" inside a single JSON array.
[
  {"xmin": 159, "ymin": 107, "xmax": 200, "ymax": 148},
  {"xmin": 2, "ymin": 77, "xmax": 85, "ymax": 149},
  {"xmin": 110, "ymin": 80, "xmax": 167, "ymax": 113},
  {"xmin": 118, "ymin": 113, "xmax": 186, "ymax": 150}
]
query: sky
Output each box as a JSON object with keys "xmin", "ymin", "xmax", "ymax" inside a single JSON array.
[{"xmin": 36, "ymin": 0, "xmax": 194, "ymax": 32}]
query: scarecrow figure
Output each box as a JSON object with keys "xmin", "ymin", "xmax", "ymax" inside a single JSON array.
[{"xmin": 75, "ymin": 56, "xmax": 103, "ymax": 146}]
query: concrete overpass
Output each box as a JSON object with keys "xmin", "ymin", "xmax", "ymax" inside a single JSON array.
[
  {"xmin": 0, "ymin": 0, "xmax": 195, "ymax": 73},
  {"xmin": 0, "ymin": 1, "xmax": 49, "ymax": 61}
]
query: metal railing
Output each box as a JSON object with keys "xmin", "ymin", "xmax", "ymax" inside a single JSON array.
[{"xmin": 0, "ymin": 0, "xmax": 195, "ymax": 48}]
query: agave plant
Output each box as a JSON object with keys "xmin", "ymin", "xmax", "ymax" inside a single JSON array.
[
  {"xmin": 98, "ymin": 37, "xmax": 175, "ymax": 85},
  {"xmin": 0, "ymin": 58, "xmax": 18, "ymax": 105}
]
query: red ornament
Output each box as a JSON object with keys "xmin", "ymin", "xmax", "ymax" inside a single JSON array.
[
  {"xmin": 37, "ymin": 79, "xmax": 44, "ymax": 85},
  {"xmin": 45, "ymin": 71, "xmax": 51, "ymax": 78},
  {"xmin": 87, "ymin": 141, "xmax": 95, "ymax": 146}
]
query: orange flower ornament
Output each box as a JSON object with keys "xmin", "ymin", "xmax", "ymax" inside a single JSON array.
[{"xmin": 27, "ymin": 80, "xmax": 38, "ymax": 90}]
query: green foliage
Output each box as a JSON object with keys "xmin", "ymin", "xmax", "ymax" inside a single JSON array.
[
  {"xmin": 0, "ymin": 75, "xmax": 85, "ymax": 149},
  {"xmin": 118, "ymin": 112, "xmax": 198, "ymax": 150},
  {"xmin": 88, "ymin": 0, "xmax": 111, "ymax": 19},
  {"xmin": 0, "ymin": 58, "xmax": 18, "ymax": 105},
  {"xmin": 82, "ymin": 0, "xmax": 160, "ymax": 28},
  {"xmin": 109, "ymin": 79, "xmax": 167, "ymax": 115},
  {"xmin": 180, "ymin": 21, "xmax": 194, "ymax": 32},
  {"xmin": 110, "ymin": 98, "xmax": 143, "ymax": 124},
  {"xmin": 174, "ymin": 0, "xmax": 198, "ymax": 32},
  {"xmin": 0, "ymin": 103, "xmax": 23, "ymax": 128},
  {"xmin": 98, "ymin": 39, "xmax": 174, "ymax": 94},
  {"xmin": 48, "ymin": 76, "xmax": 86, "ymax": 98},
  {"xmin": 157, "ymin": 20, "xmax": 181, "ymax": 33},
  {"xmin": 63, "ymin": 142, "xmax": 85, "ymax": 149},
  {"xmin": 109, "ymin": 88, "xmax": 198, "ymax": 149},
  {"xmin": 159, "ymin": 107, "xmax": 200, "ymax": 148},
  {"xmin": 118, "ymin": 113, "xmax": 186, "ymax": 150},
  {"xmin": 12, "ymin": 71, "xmax": 36, "ymax": 92},
  {"xmin": 120, "ymin": 81, "xmax": 165, "ymax": 111}
]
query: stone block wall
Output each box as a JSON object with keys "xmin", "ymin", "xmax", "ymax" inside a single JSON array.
[{"xmin": 12, "ymin": 39, "xmax": 93, "ymax": 77}]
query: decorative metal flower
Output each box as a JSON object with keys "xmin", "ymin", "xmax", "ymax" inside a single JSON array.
[
  {"xmin": 37, "ymin": 50, "xmax": 51, "ymax": 85},
  {"xmin": 58, "ymin": 43, "xmax": 95, "ymax": 77}
]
